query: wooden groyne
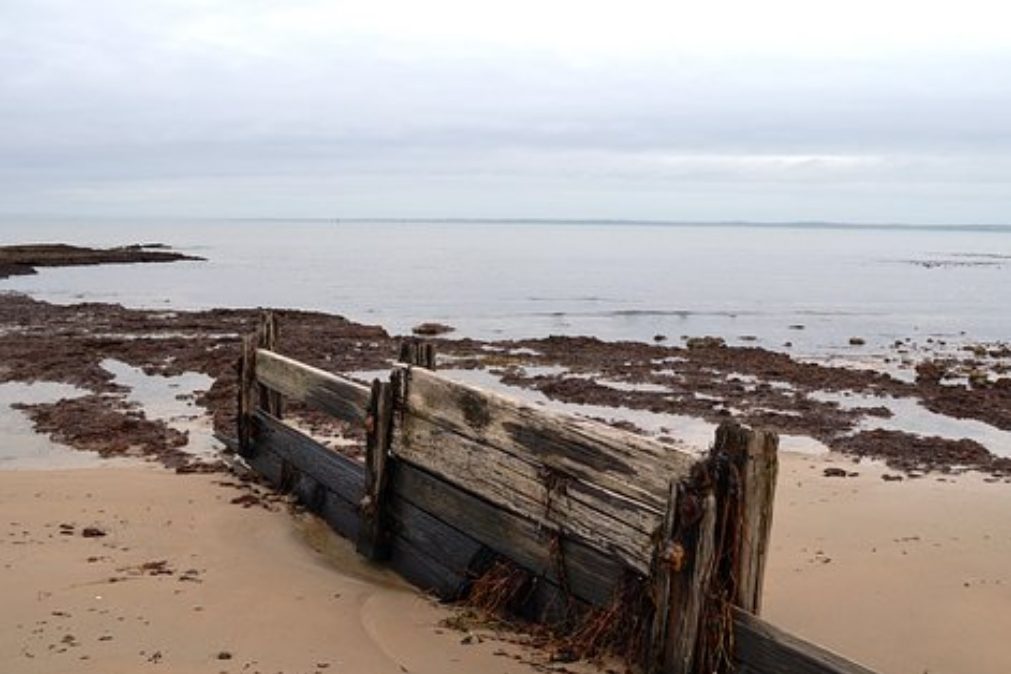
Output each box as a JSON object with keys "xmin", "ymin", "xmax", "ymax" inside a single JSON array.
[{"xmin": 234, "ymin": 313, "xmax": 876, "ymax": 674}]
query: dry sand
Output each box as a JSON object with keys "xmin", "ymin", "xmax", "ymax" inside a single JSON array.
[
  {"xmin": 765, "ymin": 452, "xmax": 1011, "ymax": 674},
  {"xmin": 0, "ymin": 466, "xmax": 597, "ymax": 674}
]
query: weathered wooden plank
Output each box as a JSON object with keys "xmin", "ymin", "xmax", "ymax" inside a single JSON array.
[
  {"xmin": 252, "ymin": 410, "xmax": 365, "ymax": 502},
  {"xmin": 393, "ymin": 462, "xmax": 623, "ymax": 607},
  {"xmin": 397, "ymin": 366, "xmax": 696, "ymax": 511},
  {"xmin": 318, "ymin": 485, "xmax": 361, "ymax": 541},
  {"xmin": 394, "ymin": 412, "xmax": 659, "ymax": 572},
  {"xmin": 664, "ymin": 492, "xmax": 717, "ymax": 673},
  {"xmin": 732, "ymin": 608, "xmax": 877, "ymax": 674},
  {"xmin": 388, "ymin": 534, "xmax": 467, "ymax": 599},
  {"xmin": 246, "ymin": 435, "xmax": 284, "ymax": 483},
  {"xmin": 249, "ymin": 408, "xmax": 617, "ymax": 606},
  {"xmin": 255, "ymin": 349, "xmax": 370, "ymax": 423},
  {"xmin": 388, "ymin": 494, "xmax": 484, "ymax": 578},
  {"xmin": 357, "ymin": 379, "xmax": 395, "ymax": 560}
]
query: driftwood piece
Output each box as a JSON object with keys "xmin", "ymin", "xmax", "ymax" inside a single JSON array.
[
  {"xmin": 396, "ymin": 365, "xmax": 695, "ymax": 512},
  {"xmin": 398, "ymin": 338, "xmax": 436, "ymax": 369},
  {"xmin": 664, "ymin": 491, "xmax": 717, "ymax": 674},
  {"xmin": 357, "ymin": 378, "xmax": 395, "ymax": 560},
  {"xmin": 255, "ymin": 349, "xmax": 370, "ymax": 423}
]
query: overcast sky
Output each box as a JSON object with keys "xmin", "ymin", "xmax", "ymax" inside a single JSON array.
[{"xmin": 1, "ymin": 0, "xmax": 1009, "ymax": 223}]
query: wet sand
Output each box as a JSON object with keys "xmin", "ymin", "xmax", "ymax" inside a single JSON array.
[
  {"xmin": 0, "ymin": 467, "xmax": 598, "ymax": 674},
  {"xmin": 765, "ymin": 452, "xmax": 1011, "ymax": 674}
]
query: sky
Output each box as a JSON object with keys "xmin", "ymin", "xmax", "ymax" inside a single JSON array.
[{"xmin": 1, "ymin": 0, "xmax": 1010, "ymax": 223}]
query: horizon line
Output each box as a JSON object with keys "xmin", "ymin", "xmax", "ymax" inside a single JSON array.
[{"xmin": 3, "ymin": 213, "xmax": 1011, "ymax": 231}]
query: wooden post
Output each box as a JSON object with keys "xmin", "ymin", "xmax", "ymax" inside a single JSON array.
[
  {"xmin": 356, "ymin": 376, "xmax": 395, "ymax": 560},
  {"xmin": 646, "ymin": 480, "xmax": 678, "ymax": 673},
  {"xmin": 664, "ymin": 490, "xmax": 718, "ymax": 673},
  {"xmin": 398, "ymin": 338, "xmax": 436, "ymax": 369},
  {"xmin": 712, "ymin": 421, "xmax": 779, "ymax": 614},
  {"xmin": 257, "ymin": 311, "xmax": 283, "ymax": 418},
  {"xmin": 237, "ymin": 334, "xmax": 257, "ymax": 457}
]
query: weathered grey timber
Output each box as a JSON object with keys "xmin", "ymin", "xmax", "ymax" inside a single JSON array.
[
  {"xmin": 255, "ymin": 349, "xmax": 370, "ymax": 423},
  {"xmin": 732, "ymin": 608, "xmax": 878, "ymax": 674},
  {"xmin": 238, "ymin": 315, "xmax": 878, "ymax": 674},
  {"xmin": 257, "ymin": 312, "xmax": 283, "ymax": 418},
  {"xmin": 665, "ymin": 492, "xmax": 718, "ymax": 673},
  {"xmin": 647, "ymin": 480, "xmax": 679, "ymax": 671},
  {"xmin": 357, "ymin": 378, "xmax": 395, "ymax": 560},
  {"xmin": 728, "ymin": 428, "xmax": 779, "ymax": 613},
  {"xmin": 391, "ymin": 460, "xmax": 624, "ymax": 607},
  {"xmin": 237, "ymin": 334, "xmax": 257, "ymax": 455},
  {"xmin": 398, "ymin": 338, "xmax": 437, "ymax": 369},
  {"xmin": 393, "ymin": 409, "xmax": 660, "ymax": 572},
  {"xmin": 394, "ymin": 365, "xmax": 693, "ymax": 509}
]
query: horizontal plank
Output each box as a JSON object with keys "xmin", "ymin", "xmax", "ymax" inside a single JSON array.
[
  {"xmin": 245, "ymin": 413, "xmax": 635, "ymax": 639},
  {"xmin": 395, "ymin": 413, "xmax": 658, "ymax": 572},
  {"xmin": 398, "ymin": 366, "xmax": 697, "ymax": 512},
  {"xmin": 388, "ymin": 534, "xmax": 470, "ymax": 600},
  {"xmin": 733, "ymin": 608, "xmax": 878, "ymax": 674},
  {"xmin": 393, "ymin": 462, "xmax": 624, "ymax": 607},
  {"xmin": 252, "ymin": 410, "xmax": 365, "ymax": 503},
  {"xmin": 256, "ymin": 349, "xmax": 371, "ymax": 423}
]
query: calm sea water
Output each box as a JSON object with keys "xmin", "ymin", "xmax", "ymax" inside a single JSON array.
[{"xmin": 1, "ymin": 218, "xmax": 1009, "ymax": 355}]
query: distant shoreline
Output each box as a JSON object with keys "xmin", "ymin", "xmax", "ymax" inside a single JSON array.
[{"xmin": 3, "ymin": 214, "xmax": 1011, "ymax": 232}]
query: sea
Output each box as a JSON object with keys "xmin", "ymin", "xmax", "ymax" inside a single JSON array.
[{"xmin": 2, "ymin": 217, "xmax": 1010, "ymax": 356}]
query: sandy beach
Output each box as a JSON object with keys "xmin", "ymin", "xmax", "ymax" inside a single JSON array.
[
  {"xmin": 0, "ymin": 466, "xmax": 602, "ymax": 674},
  {"xmin": 3, "ymin": 455, "xmax": 1009, "ymax": 674},
  {"xmin": 765, "ymin": 452, "xmax": 1011, "ymax": 674}
]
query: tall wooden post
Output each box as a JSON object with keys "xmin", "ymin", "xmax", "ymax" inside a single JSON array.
[
  {"xmin": 712, "ymin": 421, "xmax": 778, "ymax": 614},
  {"xmin": 356, "ymin": 376, "xmax": 395, "ymax": 560},
  {"xmin": 257, "ymin": 311, "xmax": 283, "ymax": 418},
  {"xmin": 735, "ymin": 429, "xmax": 778, "ymax": 613},
  {"xmin": 662, "ymin": 489, "xmax": 718, "ymax": 673},
  {"xmin": 237, "ymin": 334, "xmax": 257, "ymax": 457}
]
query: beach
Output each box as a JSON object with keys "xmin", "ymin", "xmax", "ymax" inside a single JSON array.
[
  {"xmin": 3, "ymin": 456, "xmax": 1009, "ymax": 674},
  {"xmin": 0, "ymin": 466, "xmax": 605, "ymax": 674},
  {"xmin": 1, "ymin": 233, "xmax": 1009, "ymax": 673}
]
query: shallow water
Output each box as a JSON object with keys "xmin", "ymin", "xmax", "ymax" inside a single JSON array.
[
  {"xmin": 0, "ymin": 361, "xmax": 223, "ymax": 469},
  {"xmin": 812, "ymin": 390, "xmax": 1011, "ymax": 457},
  {"xmin": 0, "ymin": 381, "xmax": 115, "ymax": 469},
  {"xmin": 2, "ymin": 218, "xmax": 1009, "ymax": 356},
  {"xmin": 101, "ymin": 359, "xmax": 222, "ymax": 459}
]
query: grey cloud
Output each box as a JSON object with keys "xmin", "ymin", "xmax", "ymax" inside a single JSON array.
[{"xmin": 0, "ymin": 1, "xmax": 1009, "ymax": 222}]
